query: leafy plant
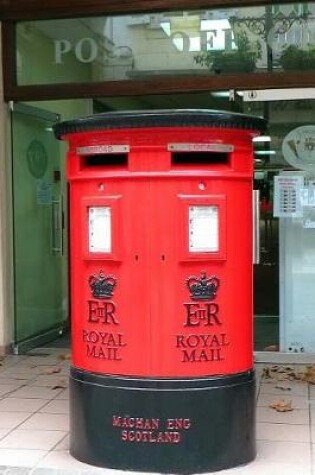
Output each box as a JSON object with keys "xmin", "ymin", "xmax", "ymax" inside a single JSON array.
[
  {"xmin": 194, "ymin": 31, "xmax": 261, "ymax": 73},
  {"xmin": 279, "ymin": 44, "xmax": 315, "ymax": 70}
]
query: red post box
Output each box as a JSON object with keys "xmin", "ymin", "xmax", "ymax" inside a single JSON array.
[{"xmin": 54, "ymin": 110, "xmax": 266, "ymax": 473}]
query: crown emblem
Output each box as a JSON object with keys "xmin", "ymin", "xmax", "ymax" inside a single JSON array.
[
  {"xmin": 186, "ymin": 271, "xmax": 220, "ymax": 301},
  {"xmin": 88, "ymin": 271, "xmax": 117, "ymax": 299}
]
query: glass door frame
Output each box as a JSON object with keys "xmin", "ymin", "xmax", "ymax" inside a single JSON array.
[
  {"xmin": 2, "ymin": 2, "xmax": 315, "ymax": 103},
  {"xmin": 243, "ymin": 88, "xmax": 315, "ymax": 357},
  {"xmin": 10, "ymin": 101, "xmax": 68, "ymax": 353}
]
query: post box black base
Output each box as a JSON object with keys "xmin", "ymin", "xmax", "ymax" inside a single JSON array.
[{"xmin": 70, "ymin": 367, "xmax": 256, "ymax": 474}]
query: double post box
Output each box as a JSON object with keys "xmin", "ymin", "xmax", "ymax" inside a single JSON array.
[{"xmin": 55, "ymin": 109, "xmax": 266, "ymax": 473}]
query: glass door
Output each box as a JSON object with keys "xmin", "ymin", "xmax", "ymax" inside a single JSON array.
[
  {"xmin": 242, "ymin": 90, "xmax": 315, "ymax": 352},
  {"xmin": 11, "ymin": 103, "xmax": 68, "ymax": 352},
  {"xmin": 93, "ymin": 89, "xmax": 315, "ymax": 353}
]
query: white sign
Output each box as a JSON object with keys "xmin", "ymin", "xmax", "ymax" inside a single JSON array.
[
  {"xmin": 89, "ymin": 207, "xmax": 111, "ymax": 253},
  {"xmin": 243, "ymin": 88, "xmax": 315, "ymax": 102},
  {"xmin": 189, "ymin": 205, "xmax": 219, "ymax": 252},
  {"xmin": 273, "ymin": 175, "xmax": 304, "ymax": 218},
  {"xmin": 36, "ymin": 179, "xmax": 52, "ymax": 205},
  {"xmin": 282, "ymin": 125, "xmax": 315, "ymax": 171}
]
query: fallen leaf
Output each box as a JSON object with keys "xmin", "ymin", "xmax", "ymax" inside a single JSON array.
[
  {"xmin": 41, "ymin": 366, "xmax": 62, "ymax": 375},
  {"xmin": 275, "ymin": 385, "xmax": 292, "ymax": 391},
  {"xmin": 302, "ymin": 366, "xmax": 315, "ymax": 384},
  {"xmin": 51, "ymin": 380, "xmax": 68, "ymax": 390},
  {"xmin": 262, "ymin": 367, "xmax": 272, "ymax": 379},
  {"xmin": 277, "ymin": 367, "xmax": 295, "ymax": 376},
  {"xmin": 270, "ymin": 365, "xmax": 279, "ymax": 371},
  {"xmin": 269, "ymin": 400, "xmax": 293, "ymax": 412},
  {"xmin": 262, "ymin": 365, "xmax": 303, "ymax": 383},
  {"xmin": 57, "ymin": 353, "xmax": 71, "ymax": 361}
]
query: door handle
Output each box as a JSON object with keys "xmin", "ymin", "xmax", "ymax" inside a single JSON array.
[
  {"xmin": 253, "ymin": 190, "xmax": 260, "ymax": 265},
  {"xmin": 51, "ymin": 197, "xmax": 63, "ymax": 255}
]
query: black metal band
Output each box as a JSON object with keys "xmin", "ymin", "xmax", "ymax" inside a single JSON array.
[
  {"xmin": 70, "ymin": 366, "xmax": 256, "ymax": 473},
  {"xmin": 54, "ymin": 109, "xmax": 266, "ymax": 139},
  {"xmin": 71, "ymin": 366, "xmax": 254, "ymax": 389}
]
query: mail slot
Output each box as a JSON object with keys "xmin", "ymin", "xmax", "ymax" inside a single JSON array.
[{"xmin": 54, "ymin": 110, "xmax": 266, "ymax": 473}]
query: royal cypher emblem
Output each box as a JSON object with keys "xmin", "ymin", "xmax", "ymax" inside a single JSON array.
[
  {"xmin": 88, "ymin": 271, "xmax": 117, "ymax": 299},
  {"xmin": 186, "ymin": 271, "xmax": 220, "ymax": 301}
]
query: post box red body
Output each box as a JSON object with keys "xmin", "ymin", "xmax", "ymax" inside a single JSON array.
[{"xmin": 55, "ymin": 110, "xmax": 265, "ymax": 473}]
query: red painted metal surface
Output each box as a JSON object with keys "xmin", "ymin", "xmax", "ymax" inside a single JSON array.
[{"xmin": 65, "ymin": 126, "xmax": 256, "ymax": 378}]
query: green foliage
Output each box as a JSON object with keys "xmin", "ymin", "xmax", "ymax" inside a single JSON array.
[
  {"xmin": 279, "ymin": 45, "xmax": 315, "ymax": 70},
  {"xmin": 194, "ymin": 31, "xmax": 261, "ymax": 73}
]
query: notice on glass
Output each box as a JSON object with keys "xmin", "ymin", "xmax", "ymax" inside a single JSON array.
[
  {"xmin": 189, "ymin": 206, "xmax": 219, "ymax": 253},
  {"xmin": 89, "ymin": 207, "xmax": 111, "ymax": 253},
  {"xmin": 273, "ymin": 175, "xmax": 304, "ymax": 218},
  {"xmin": 36, "ymin": 179, "xmax": 52, "ymax": 205}
]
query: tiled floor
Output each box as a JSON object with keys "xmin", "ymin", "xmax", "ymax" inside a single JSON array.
[{"xmin": 0, "ymin": 351, "xmax": 315, "ymax": 474}]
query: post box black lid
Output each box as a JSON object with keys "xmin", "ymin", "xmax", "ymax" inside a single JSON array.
[{"xmin": 54, "ymin": 109, "xmax": 266, "ymax": 139}]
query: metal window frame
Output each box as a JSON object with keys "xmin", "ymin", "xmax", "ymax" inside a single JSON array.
[{"xmin": 2, "ymin": 1, "xmax": 315, "ymax": 102}]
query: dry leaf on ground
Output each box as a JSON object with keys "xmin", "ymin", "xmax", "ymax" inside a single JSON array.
[
  {"xmin": 41, "ymin": 366, "xmax": 62, "ymax": 375},
  {"xmin": 263, "ymin": 365, "xmax": 302, "ymax": 382},
  {"xmin": 58, "ymin": 353, "xmax": 71, "ymax": 361},
  {"xmin": 269, "ymin": 400, "xmax": 293, "ymax": 412},
  {"xmin": 51, "ymin": 379, "xmax": 68, "ymax": 390},
  {"xmin": 301, "ymin": 366, "xmax": 315, "ymax": 384},
  {"xmin": 262, "ymin": 364, "xmax": 315, "ymax": 390},
  {"xmin": 275, "ymin": 385, "xmax": 292, "ymax": 391}
]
